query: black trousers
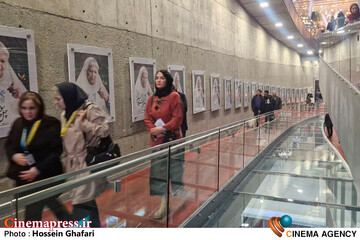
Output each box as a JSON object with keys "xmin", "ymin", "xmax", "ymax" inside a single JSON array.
[
  {"xmin": 326, "ymin": 126, "xmax": 333, "ymax": 137},
  {"xmin": 254, "ymin": 111, "xmax": 260, "ymax": 127},
  {"xmin": 25, "ymin": 196, "xmax": 71, "ymax": 221}
]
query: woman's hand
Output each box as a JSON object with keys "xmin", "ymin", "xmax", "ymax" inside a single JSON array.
[
  {"xmin": 75, "ymin": 110, "xmax": 87, "ymax": 127},
  {"xmin": 150, "ymin": 127, "xmax": 165, "ymax": 138},
  {"xmin": 19, "ymin": 167, "xmax": 39, "ymax": 182},
  {"xmin": 12, "ymin": 153, "xmax": 27, "ymax": 166}
]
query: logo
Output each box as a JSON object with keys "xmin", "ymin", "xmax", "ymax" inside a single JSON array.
[{"xmin": 269, "ymin": 215, "xmax": 292, "ymax": 237}]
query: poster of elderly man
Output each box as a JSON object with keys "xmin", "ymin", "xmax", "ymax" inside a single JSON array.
[
  {"xmin": 67, "ymin": 44, "xmax": 115, "ymax": 122},
  {"xmin": 0, "ymin": 26, "xmax": 37, "ymax": 138}
]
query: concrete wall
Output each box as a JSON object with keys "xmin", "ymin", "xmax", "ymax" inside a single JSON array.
[{"xmin": 0, "ymin": 0, "xmax": 313, "ymax": 189}]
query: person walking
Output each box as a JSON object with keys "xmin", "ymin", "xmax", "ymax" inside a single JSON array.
[{"xmin": 325, "ymin": 113, "xmax": 333, "ymax": 138}]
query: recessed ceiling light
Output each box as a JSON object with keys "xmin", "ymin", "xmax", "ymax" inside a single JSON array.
[
  {"xmin": 287, "ymin": 35, "xmax": 294, "ymax": 39},
  {"xmin": 260, "ymin": 2, "xmax": 269, "ymax": 8},
  {"xmin": 297, "ymin": 189, "xmax": 303, "ymax": 193},
  {"xmin": 307, "ymin": 50, "xmax": 313, "ymax": 55},
  {"xmin": 275, "ymin": 22, "xmax": 283, "ymax": 27},
  {"xmin": 297, "ymin": 44, "xmax": 303, "ymax": 48},
  {"xmin": 319, "ymin": 50, "xmax": 323, "ymax": 53}
]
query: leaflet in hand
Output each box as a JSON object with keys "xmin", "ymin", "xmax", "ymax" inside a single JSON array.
[{"xmin": 155, "ymin": 118, "xmax": 165, "ymax": 127}]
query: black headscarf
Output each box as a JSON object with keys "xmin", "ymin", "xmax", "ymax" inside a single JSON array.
[
  {"xmin": 56, "ymin": 82, "xmax": 88, "ymax": 120},
  {"xmin": 154, "ymin": 70, "xmax": 173, "ymax": 98}
]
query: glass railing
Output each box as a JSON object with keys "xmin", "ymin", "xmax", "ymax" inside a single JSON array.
[{"xmin": 0, "ymin": 103, "xmax": 328, "ymax": 228}]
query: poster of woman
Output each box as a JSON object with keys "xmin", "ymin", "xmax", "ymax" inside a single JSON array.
[
  {"xmin": 210, "ymin": 74, "xmax": 221, "ymax": 111},
  {"xmin": 252, "ymin": 82, "xmax": 257, "ymax": 97},
  {"xmin": 292, "ymin": 88, "xmax": 295, "ymax": 103},
  {"xmin": 68, "ymin": 44, "xmax": 115, "ymax": 122},
  {"xmin": 295, "ymin": 89, "xmax": 299, "ymax": 103},
  {"xmin": 259, "ymin": 83, "xmax": 263, "ymax": 93},
  {"xmin": 0, "ymin": 26, "xmax": 37, "ymax": 138},
  {"xmin": 282, "ymin": 87, "xmax": 286, "ymax": 104},
  {"xmin": 244, "ymin": 81, "xmax": 250, "ymax": 108},
  {"xmin": 265, "ymin": 84, "xmax": 270, "ymax": 92},
  {"xmin": 192, "ymin": 71, "xmax": 206, "ymax": 114},
  {"xmin": 130, "ymin": 57, "xmax": 156, "ymax": 122},
  {"xmin": 168, "ymin": 65, "xmax": 185, "ymax": 95},
  {"xmin": 224, "ymin": 77, "xmax": 232, "ymax": 110},
  {"xmin": 276, "ymin": 87, "xmax": 281, "ymax": 98},
  {"xmin": 235, "ymin": 79, "xmax": 242, "ymax": 109},
  {"xmin": 286, "ymin": 88, "xmax": 291, "ymax": 104}
]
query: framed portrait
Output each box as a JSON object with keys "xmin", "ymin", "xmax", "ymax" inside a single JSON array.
[
  {"xmin": 168, "ymin": 65, "xmax": 185, "ymax": 95},
  {"xmin": 258, "ymin": 83, "xmax": 263, "ymax": 93},
  {"xmin": 295, "ymin": 89, "xmax": 299, "ymax": 103},
  {"xmin": 271, "ymin": 86, "xmax": 276, "ymax": 95},
  {"xmin": 276, "ymin": 87, "xmax": 280, "ymax": 97},
  {"xmin": 305, "ymin": 88, "xmax": 309, "ymax": 99},
  {"xmin": 210, "ymin": 74, "xmax": 221, "ymax": 111},
  {"xmin": 244, "ymin": 81, "xmax": 250, "ymax": 108},
  {"xmin": 286, "ymin": 88, "xmax": 291, "ymax": 104},
  {"xmin": 0, "ymin": 26, "xmax": 37, "ymax": 138},
  {"xmin": 129, "ymin": 57, "xmax": 156, "ymax": 122},
  {"xmin": 235, "ymin": 79, "xmax": 242, "ymax": 109},
  {"xmin": 251, "ymin": 82, "xmax": 257, "ymax": 97},
  {"xmin": 224, "ymin": 77, "xmax": 232, "ymax": 110},
  {"xmin": 291, "ymin": 88, "xmax": 295, "ymax": 103},
  {"xmin": 68, "ymin": 44, "xmax": 115, "ymax": 122},
  {"xmin": 300, "ymin": 89, "xmax": 304, "ymax": 102},
  {"xmin": 192, "ymin": 70, "xmax": 206, "ymax": 114},
  {"xmin": 265, "ymin": 84, "xmax": 270, "ymax": 92},
  {"xmin": 281, "ymin": 87, "xmax": 286, "ymax": 104}
]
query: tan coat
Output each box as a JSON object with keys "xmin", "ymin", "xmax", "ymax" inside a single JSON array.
[{"xmin": 61, "ymin": 103, "xmax": 109, "ymax": 205}]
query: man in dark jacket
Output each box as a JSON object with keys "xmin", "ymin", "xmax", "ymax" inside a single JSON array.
[
  {"xmin": 272, "ymin": 92, "xmax": 282, "ymax": 110},
  {"xmin": 251, "ymin": 89, "xmax": 263, "ymax": 127},
  {"xmin": 263, "ymin": 90, "xmax": 275, "ymax": 123},
  {"xmin": 324, "ymin": 113, "xmax": 333, "ymax": 138}
]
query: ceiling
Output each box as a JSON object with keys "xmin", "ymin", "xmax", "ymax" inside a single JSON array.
[{"xmin": 237, "ymin": 0, "xmax": 317, "ymax": 56}]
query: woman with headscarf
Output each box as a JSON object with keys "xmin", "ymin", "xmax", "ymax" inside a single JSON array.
[
  {"xmin": 53, "ymin": 82, "xmax": 109, "ymax": 227},
  {"xmin": 76, "ymin": 57, "xmax": 110, "ymax": 117},
  {"xmin": 5, "ymin": 92, "xmax": 70, "ymax": 221},
  {"xmin": 345, "ymin": 3, "xmax": 360, "ymax": 25},
  {"xmin": 193, "ymin": 76, "xmax": 205, "ymax": 112},
  {"xmin": 173, "ymin": 72, "xmax": 183, "ymax": 93},
  {"xmin": 335, "ymin": 11, "xmax": 346, "ymax": 30},
  {"xmin": 133, "ymin": 66, "xmax": 153, "ymax": 121},
  {"xmin": 211, "ymin": 78, "xmax": 220, "ymax": 108},
  {"xmin": 0, "ymin": 41, "xmax": 27, "ymax": 136},
  {"xmin": 225, "ymin": 81, "xmax": 232, "ymax": 108},
  {"xmin": 144, "ymin": 70, "xmax": 183, "ymax": 219}
]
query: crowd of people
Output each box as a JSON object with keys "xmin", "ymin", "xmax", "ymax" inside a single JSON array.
[
  {"xmin": 5, "ymin": 69, "xmax": 189, "ymax": 223},
  {"xmin": 251, "ymin": 89, "xmax": 282, "ymax": 127},
  {"xmin": 326, "ymin": 3, "xmax": 360, "ymax": 32}
]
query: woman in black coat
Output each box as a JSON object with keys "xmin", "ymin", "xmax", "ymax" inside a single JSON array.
[{"xmin": 5, "ymin": 92, "xmax": 70, "ymax": 221}]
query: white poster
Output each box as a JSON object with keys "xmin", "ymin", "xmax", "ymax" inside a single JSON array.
[
  {"xmin": 168, "ymin": 65, "xmax": 185, "ymax": 95},
  {"xmin": 68, "ymin": 44, "xmax": 115, "ymax": 122},
  {"xmin": 192, "ymin": 70, "xmax": 206, "ymax": 114},
  {"xmin": 224, "ymin": 77, "xmax": 232, "ymax": 110},
  {"xmin": 291, "ymin": 88, "xmax": 295, "ymax": 103},
  {"xmin": 259, "ymin": 83, "xmax": 264, "ymax": 93},
  {"xmin": 265, "ymin": 84, "xmax": 270, "ymax": 92},
  {"xmin": 271, "ymin": 86, "xmax": 276, "ymax": 95},
  {"xmin": 244, "ymin": 81, "xmax": 250, "ymax": 108},
  {"xmin": 282, "ymin": 87, "xmax": 286, "ymax": 104},
  {"xmin": 251, "ymin": 82, "xmax": 257, "ymax": 97},
  {"xmin": 210, "ymin": 74, "xmax": 221, "ymax": 111},
  {"xmin": 129, "ymin": 57, "xmax": 156, "ymax": 122},
  {"xmin": 235, "ymin": 79, "xmax": 242, "ymax": 109},
  {"xmin": 286, "ymin": 88, "xmax": 291, "ymax": 104},
  {"xmin": 0, "ymin": 26, "xmax": 37, "ymax": 138},
  {"xmin": 296, "ymin": 89, "xmax": 300, "ymax": 103}
]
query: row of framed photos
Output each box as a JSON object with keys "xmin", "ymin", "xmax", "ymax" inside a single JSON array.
[{"xmin": 0, "ymin": 25, "xmax": 310, "ymax": 139}]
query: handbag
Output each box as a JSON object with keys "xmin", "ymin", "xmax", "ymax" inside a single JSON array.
[
  {"xmin": 85, "ymin": 135, "xmax": 121, "ymax": 166},
  {"xmin": 163, "ymin": 130, "xmax": 178, "ymax": 143}
]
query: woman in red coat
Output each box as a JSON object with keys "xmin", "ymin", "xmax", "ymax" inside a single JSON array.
[{"xmin": 144, "ymin": 70, "xmax": 183, "ymax": 219}]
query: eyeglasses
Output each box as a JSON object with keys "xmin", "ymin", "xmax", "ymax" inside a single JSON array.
[{"xmin": 154, "ymin": 100, "xmax": 162, "ymax": 110}]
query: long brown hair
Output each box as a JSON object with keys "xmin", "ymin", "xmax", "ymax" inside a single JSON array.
[{"xmin": 18, "ymin": 92, "xmax": 45, "ymax": 119}]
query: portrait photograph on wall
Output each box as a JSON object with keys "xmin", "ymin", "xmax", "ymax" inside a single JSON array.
[
  {"xmin": 235, "ymin": 79, "xmax": 242, "ymax": 109},
  {"xmin": 271, "ymin": 86, "xmax": 276, "ymax": 95},
  {"xmin": 291, "ymin": 88, "xmax": 295, "ymax": 103},
  {"xmin": 259, "ymin": 83, "xmax": 263, "ymax": 93},
  {"xmin": 0, "ymin": 26, "xmax": 37, "ymax": 138},
  {"xmin": 300, "ymin": 89, "xmax": 304, "ymax": 102},
  {"xmin": 210, "ymin": 74, "xmax": 221, "ymax": 111},
  {"xmin": 282, "ymin": 87, "xmax": 286, "ymax": 104},
  {"xmin": 265, "ymin": 84, "xmax": 270, "ymax": 92},
  {"xmin": 224, "ymin": 77, "xmax": 232, "ymax": 110},
  {"xmin": 252, "ymin": 82, "xmax": 257, "ymax": 97},
  {"xmin": 305, "ymin": 88, "xmax": 309, "ymax": 99},
  {"xmin": 244, "ymin": 81, "xmax": 250, "ymax": 108},
  {"xmin": 192, "ymin": 70, "xmax": 206, "ymax": 114},
  {"xmin": 68, "ymin": 44, "xmax": 115, "ymax": 122},
  {"xmin": 276, "ymin": 87, "xmax": 281, "ymax": 98},
  {"xmin": 296, "ymin": 89, "xmax": 300, "ymax": 103},
  {"xmin": 286, "ymin": 88, "xmax": 291, "ymax": 104},
  {"xmin": 168, "ymin": 65, "xmax": 185, "ymax": 95},
  {"xmin": 130, "ymin": 57, "xmax": 156, "ymax": 122}
]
